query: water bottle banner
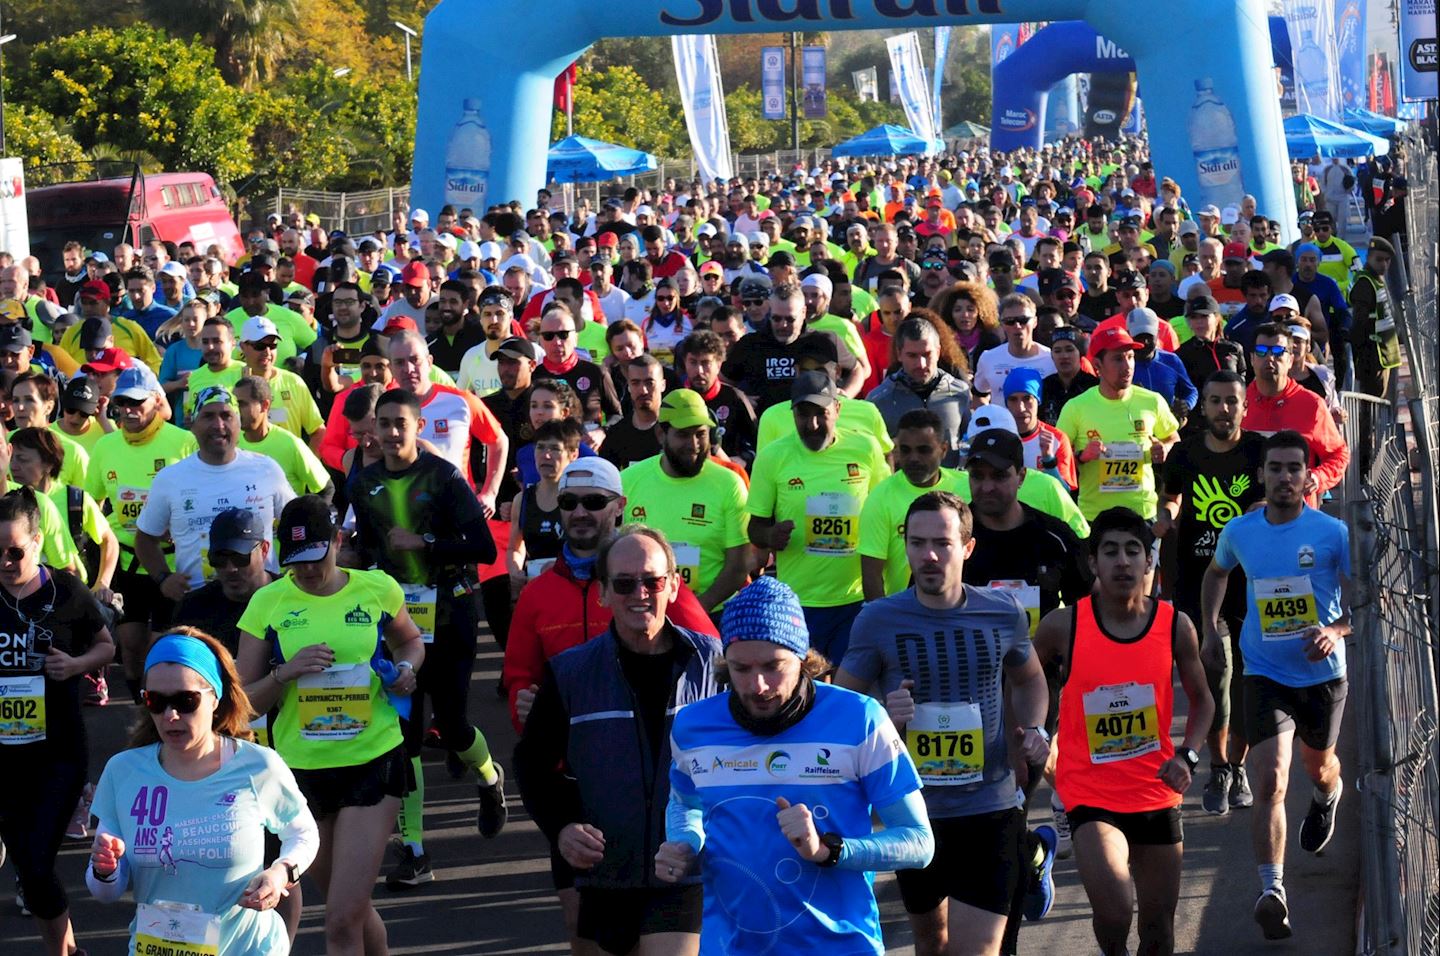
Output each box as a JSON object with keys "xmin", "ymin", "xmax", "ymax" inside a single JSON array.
[
  {"xmin": 1397, "ymin": 0, "xmax": 1438, "ymax": 102},
  {"xmin": 761, "ymin": 47, "xmax": 786, "ymax": 120},
  {"xmin": 1284, "ymin": 0, "xmax": 1343, "ymax": 120},
  {"xmin": 410, "ymin": 0, "xmax": 1299, "ymax": 240}
]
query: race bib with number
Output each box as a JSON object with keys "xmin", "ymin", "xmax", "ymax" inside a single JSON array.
[
  {"xmin": 116, "ymin": 485, "xmax": 150, "ymax": 533},
  {"xmin": 988, "ymin": 579, "xmax": 1040, "ymax": 637},
  {"xmin": 1255, "ymin": 575, "xmax": 1320, "ymax": 641},
  {"xmin": 906, "ymin": 701, "xmax": 984, "ymax": 785},
  {"xmin": 804, "ymin": 492, "xmax": 860, "ymax": 556},
  {"xmin": 0, "ymin": 675, "xmax": 46, "ymax": 744},
  {"xmin": 249, "ymin": 711, "xmax": 270, "ymax": 749},
  {"xmin": 134, "ymin": 902, "xmax": 221, "ymax": 956},
  {"xmin": 672, "ymin": 543, "xmax": 701, "ymax": 588},
  {"xmin": 1098, "ymin": 442, "xmax": 1143, "ymax": 493},
  {"xmin": 1083, "ymin": 682, "xmax": 1160, "ymax": 764},
  {"xmin": 296, "ymin": 663, "xmax": 373, "ymax": 740},
  {"xmin": 401, "ymin": 584, "xmax": 437, "ymax": 644}
]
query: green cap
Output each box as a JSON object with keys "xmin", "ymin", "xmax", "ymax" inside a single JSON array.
[{"xmin": 657, "ymin": 389, "xmax": 716, "ymax": 430}]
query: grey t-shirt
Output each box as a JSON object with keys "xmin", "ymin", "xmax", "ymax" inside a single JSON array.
[{"xmin": 842, "ymin": 586, "xmax": 1032, "ymax": 818}]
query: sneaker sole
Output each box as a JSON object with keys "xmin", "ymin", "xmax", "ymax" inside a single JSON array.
[
  {"xmin": 386, "ymin": 871, "xmax": 435, "ymax": 889},
  {"xmin": 1254, "ymin": 894, "xmax": 1292, "ymax": 940},
  {"xmin": 1202, "ymin": 797, "xmax": 1231, "ymax": 816}
]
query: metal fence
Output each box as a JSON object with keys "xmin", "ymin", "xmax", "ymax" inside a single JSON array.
[
  {"xmin": 257, "ymin": 188, "xmax": 411, "ymax": 237},
  {"xmin": 1350, "ymin": 121, "xmax": 1440, "ymax": 956}
]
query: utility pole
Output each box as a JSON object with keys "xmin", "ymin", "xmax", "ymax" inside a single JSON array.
[{"xmin": 789, "ymin": 31, "xmax": 800, "ymax": 151}]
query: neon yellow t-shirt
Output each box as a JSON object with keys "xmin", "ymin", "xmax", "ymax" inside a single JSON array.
[
  {"xmin": 52, "ymin": 420, "xmax": 105, "ymax": 455},
  {"xmin": 756, "ymin": 397, "xmax": 894, "ymax": 455},
  {"xmin": 951, "ymin": 469, "xmax": 1091, "ymax": 540},
  {"xmin": 224, "ymin": 304, "xmax": 318, "ymax": 366},
  {"xmin": 1055, "ymin": 385, "xmax": 1179, "ymax": 521},
  {"xmin": 238, "ymin": 427, "xmax": 331, "ymax": 497},
  {"xmin": 577, "ymin": 321, "xmax": 610, "ymax": 362},
  {"xmin": 858, "ymin": 469, "xmax": 970, "ymax": 596},
  {"xmin": 84, "ymin": 423, "xmax": 198, "ymax": 551},
  {"xmin": 621, "ymin": 456, "xmax": 749, "ymax": 599},
  {"xmin": 807, "ymin": 314, "xmax": 867, "ymax": 374},
  {"xmin": 237, "ymin": 568, "xmax": 405, "ymax": 771},
  {"xmin": 43, "ymin": 483, "xmax": 107, "ymax": 585},
  {"xmin": 748, "ymin": 430, "xmax": 889, "ymax": 608},
  {"xmin": 258, "ymin": 368, "xmax": 324, "ymax": 440},
  {"xmin": 184, "ymin": 363, "xmax": 245, "ymax": 417}
]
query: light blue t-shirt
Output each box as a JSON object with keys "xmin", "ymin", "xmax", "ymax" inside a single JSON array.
[
  {"xmin": 1213, "ymin": 505, "xmax": 1350, "ymax": 687},
  {"xmin": 669, "ymin": 683, "xmax": 921, "ymax": 955},
  {"xmin": 158, "ymin": 340, "xmax": 205, "ymax": 425},
  {"xmin": 91, "ymin": 740, "xmax": 312, "ymax": 956}
]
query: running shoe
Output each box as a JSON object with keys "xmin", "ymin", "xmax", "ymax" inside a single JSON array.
[
  {"xmin": 478, "ymin": 764, "xmax": 508, "ymax": 837},
  {"xmin": 385, "ymin": 846, "xmax": 434, "ymax": 889},
  {"xmin": 1229, "ymin": 764, "xmax": 1255, "ymax": 808},
  {"xmin": 66, "ymin": 783, "xmax": 95, "ymax": 840},
  {"xmin": 81, "ymin": 671, "xmax": 109, "ymax": 706},
  {"xmin": 1254, "ymin": 886, "xmax": 1292, "ymax": 939},
  {"xmin": 1023, "ymin": 825, "xmax": 1058, "ymax": 921},
  {"xmin": 1299, "ymin": 777, "xmax": 1342, "ymax": 853},
  {"xmin": 16, "ymin": 877, "xmax": 29, "ymax": 916},
  {"xmin": 1049, "ymin": 792, "xmax": 1073, "ymax": 860},
  {"xmin": 1202, "ymin": 765, "xmax": 1232, "ymax": 816}
]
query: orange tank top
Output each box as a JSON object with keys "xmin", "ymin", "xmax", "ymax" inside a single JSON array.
[{"xmin": 1056, "ymin": 596, "xmax": 1180, "ymax": 813}]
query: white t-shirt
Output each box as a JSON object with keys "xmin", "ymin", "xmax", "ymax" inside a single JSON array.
[
  {"xmin": 624, "ymin": 289, "xmax": 655, "ymax": 325},
  {"xmin": 135, "ymin": 451, "xmax": 293, "ymax": 586},
  {"xmin": 972, "ymin": 343, "xmax": 1056, "ymax": 396},
  {"xmin": 593, "ymin": 284, "xmax": 632, "ymax": 324},
  {"xmin": 456, "ymin": 339, "xmax": 503, "ymax": 397}
]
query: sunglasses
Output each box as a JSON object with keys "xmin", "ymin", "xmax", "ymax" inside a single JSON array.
[
  {"xmin": 111, "ymin": 396, "xmax": 147, "ymax": 409},
  {"xmin": 249, "ymin": 340, "xmax": 279, "ymax": 351},
  {"xmin": 558, "ymin": 492, "xmax": 616, "ymax": 512},
  {"xmin": 741, "ymin": 298, "xmax": 767, "ymax": 307},
  {"xmin": 1253, "ymin": 344, "xmax": 1289, "ymax": 357},
  {"xmin": 922, "ymin": 262, "xmax": 948, "ymax": 271},
  {"xmin": 540, "ymin": 330, "xmax": 573, "ymax": 341},
  {"xmin": 142, "ymin": 689, "xmax": 212, "ymax": 715},
  {"xmin": 609, "ymin": 574, "xmax": 670, "ymax": 595},
  {"xmin": 654, "ymin": 295, "xmax": 677, "ymax": 304},
  {"xmin": 209, "ymin": 550, "xmax": 255, "ymax": 569},
  {"xmin": 1002, "ymin": 317, "xmax": 1032, "ymax": 326},
  {"xmin": 0, "ymin": 541, "xmax": 31, "ymax": 563},
  {"xmin": 1055, "ymin": 290, "xmax": 1078, "ymax": 299}
]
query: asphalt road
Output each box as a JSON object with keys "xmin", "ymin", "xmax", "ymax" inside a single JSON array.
[{"xmin": 5, "ymin": 634, "xmax": 1360, "ymax": 955}]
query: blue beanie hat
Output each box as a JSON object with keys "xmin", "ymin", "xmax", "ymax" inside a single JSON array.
[{"xmin": 720, "ymin": 577, "xmax": 809, "ymax": 657}]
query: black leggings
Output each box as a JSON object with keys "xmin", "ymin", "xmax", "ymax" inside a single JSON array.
[
  {"xmin": 403, "ymin": 593, "xmax": 481, "ymax": 757},
  {"xmin": 479, "ymin": 576, "xmax": 513, "ymax": 652},
  {"xmin": 0, "ymin": 753, "xmax": 86, "ymax": 920}
]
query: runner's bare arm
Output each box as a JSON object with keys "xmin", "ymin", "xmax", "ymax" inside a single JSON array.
[
  {"xmin": 1172, "ymin": 611, "xmax": 1215, "ymax": 756},
  {"xmin": 1032, "ymin": 605, "xmax": 1074, "ymax": 677}
]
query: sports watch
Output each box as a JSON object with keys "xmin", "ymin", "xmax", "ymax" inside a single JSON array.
[
  {"xmin": 817, "ymin": 832, "xmax": 844, "ymax": 868},
  {"xmin": 1179, "ymin": 748, "xmax": 1201, "ymax": 773}
]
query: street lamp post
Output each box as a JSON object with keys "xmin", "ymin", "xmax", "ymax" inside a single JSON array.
[{"xmin": 394, "ymin": 22, "xmax": 417, "ymax": 84}]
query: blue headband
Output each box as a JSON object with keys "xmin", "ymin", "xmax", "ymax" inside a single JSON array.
[{"xmin": 145, "ymin": 634, "xmax": 225, "ymax": 699}]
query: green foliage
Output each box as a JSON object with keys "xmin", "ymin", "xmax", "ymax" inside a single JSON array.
[
  {"xmin": 237, "ymin": 90, "xmax": 351, "ymax": 195},
  {"xmin": 140, "ymin": 0, "xmax": 301, "ymax": 87},
  {"xmin": 724, "ymin": 86, "xmax": 779, "ymax": 153},
  {"xmin": 281, "ymin": 65, "xmax": 417, "ymax": 189},
  {"xmin": 553, "ymin": 65, "xmax": 686, "ymax": 158},
  {"xmin": 942, "ymin": 62, "xmax": 992, "ymax": 128},
  {"xmin": 6, "ymin": 106, "xmax": 89, "ymax": 186},
  {"xmin": 19, "ymin": 26, "xmax": 253, "ymax": 182}
]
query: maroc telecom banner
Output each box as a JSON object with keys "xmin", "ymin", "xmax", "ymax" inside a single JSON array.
[
  {"xmin": 802, "ymin": 46, "xmax": 827, "ymax": 118},
  {"xmin": 761, "ymin": 46, "xmax": 786, "ymax": 119},
  {"xmin": 1398, "ymin": 0, "xmax": 1438, "ymax": 101}
]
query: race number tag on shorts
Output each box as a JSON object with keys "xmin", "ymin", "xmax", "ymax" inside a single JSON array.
[
  {"xmin": 672, "ymin": 543, "xmax": 701, "ymax": 587},
  {"xmin": 988, "ymin": 579, "xmax": 1040, "ymax": 637},
  {"xmin": 1098, "ymin": 442, "xmax": 1143, "ymax": 493},
  {"xmin": 134, "ymin": 901, "xmax": 221, "ymax": 956},
  {"xmin": 1255, "ymin": 575, "xmax": 1319, "ymax": 641},
  {"xmin": 804, "ymin": 492, "xmax": 859, "ymax": 556},
  {"xmin": 401, "ymin": 584, "xmax": 437, "ymax": 644},
  {"xmin": 116, "ymin": 485, "xmax": 150, "ymax": 534},
  {"xmin": 1083, "ymin": 682, "xmax": 1160, "ymax": 764},
  {"xmin": 0, "ymin": 675, "xmax": 46, "ymax": 744},
  {"xmin": 296, "ymin": 664, "xmax": 373, "ymax": 740},
  {"xmin": 906, "ymin": 701, "xmax": 984, "ymax": 785}
]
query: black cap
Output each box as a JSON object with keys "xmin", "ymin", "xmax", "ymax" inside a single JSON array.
[
  {"xmin": 236, "ymin": 271, "xmax": 271, "ymax": 292},
  {"xmin": 61, "ymin": 376, "xmax": 99, "ymax": 414},
  {"xmin": 790, "ymin": 369, "xmax": 838, "ymax": 407},
  {"xmin": 1185, "ymin": 295, "xmax": 1221, "ymax": 317},
  {"xmin": 277, "ymin": 496, "xmax": 335, "ymax": 566},
  {"xmin": 966, "ymin": 429, "xmax": 1025, "ymax": 471},
  {"xmin": 79, "ymin": 316, "xmax": 113, "ymax": 351},
  {"xmin": 952, "ymin": 260, "xmax": 981, "ymax": 283},
  {"xmin": 248, "ymin": 252, "xmax": 277, "ymax": 269},
  {"xmin": 739, "ymin": 276, "xmax": 773, "ymax": 299},
  {"xmin": 766, "ymin": 251, "xmax": 796, "ymax": 269},
  {"xmin": 551, "ymin": 250, "xmax": 577, "ymax": 266},
  {"xmin": 1311, "ymin": 209, "xmax": 1335, "ymax": 225},
  {"xmin": 209, "ymin": 508, "xmax": 265, "ymax": 555},
  {"xmin": 494, "ymin": 336, "xmax": 539, "ymax": 362},
  {"xmin": 795, "ymin": 331, "xmax": 840, "ymax": 368},
  {"xmin": 1112, "ymin": 269, "xmax": 1145, "ymax": 291},
  {"xmin": 0, "ymin": 324, "xmax": 33, "ymax": 353}
]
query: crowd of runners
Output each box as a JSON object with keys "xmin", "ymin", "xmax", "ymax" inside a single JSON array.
[{"xmin": 0, "ymin": 133, "xmax": 1412, "ymax": 955}]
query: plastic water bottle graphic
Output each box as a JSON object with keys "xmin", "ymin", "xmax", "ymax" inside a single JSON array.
[
  {"xmin": 444, "ymin": 98, "xmax": 491, "ymax": 212},
  {"xmin": 1188, "ymin": 78, "xmax": 1245, "ymax": 209},
  {"xmin": 1295, "ymin": 30, "xmax": 1331, "ymax": 115}
]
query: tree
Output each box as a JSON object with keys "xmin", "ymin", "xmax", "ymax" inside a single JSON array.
[
  {"xmin": 19, "ymin": 27, "xmax": 253, "ymax": 183},
  {"xmin": 234, "ymin": 90, "xmax": 351, "ymax": 196},
  {"xmin": 6, "ymin": 106, "xmax": 88, "ymax": 186},
  {"xmin": 140, "ymin": 0, "xmax": 300, "ymax": 88},
  {"xmin": 553, "ymin": 65, "xmax": 686, "ymax": 158},
  {"xmin": 724, "ymin": 86, "xmax": 779, "ymax": 154},
  {"xmin": 283, "ymin": 65, "xmax": 416, "ymax": 190},
  {"xmin": 942, "ymin": 61, "xmax": 992, "ymax": 128}
]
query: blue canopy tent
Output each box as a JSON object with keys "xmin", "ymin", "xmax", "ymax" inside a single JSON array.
[
  {"xmin": 546, "ymin": 135, "xmax": 657, "ymax": 184},
  {"xmin": 1283, "ymin": 114, "xmax": 1390, "ymax": 159},
  {"xmin": 831, "ymin": 124, "xmax": 942, "ymax": 158},
  {"xmin": 1341, "ymin": 107, "xmax": 1407, "ymax": 137}
]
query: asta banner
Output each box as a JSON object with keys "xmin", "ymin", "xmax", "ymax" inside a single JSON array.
[
  {"xmin": 673, "ymin": 35, "xmax": 734, "ymax": 184},
  {"xmin": 886, "ymin": 31, "xmax": 937, "ymax": 142},
  {"xmin": 1334, "ymin": 0, "xmax": 1367, "ymax": 109},
  {"xmin": 761, "ymin": 46, "xmax": 786, "ymax": 120},
  {"xmin": 802, "ymin": 46, "xmax": 827, "ymax": 118},
  {"xmin": 1397, "ymin": 0, "xmax": 1438, "ymax": 102}
]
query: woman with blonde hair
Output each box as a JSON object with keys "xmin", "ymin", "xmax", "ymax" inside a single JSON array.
[
  {"xmin": 929, "ymin": 281, "xmax": 1003, "ymax": 370},
  {"xmin": 88, "ymin": 626, "xmax": 318, "ymax": 955}
]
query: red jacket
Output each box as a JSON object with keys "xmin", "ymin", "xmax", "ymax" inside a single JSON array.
[
  {"xmin": 503, "ymin": 554, "xmax": 720, "ymax": 732},
  {"xmin": 1242, "ymin": 379, "xmax": 1349, "ymax": 505}
]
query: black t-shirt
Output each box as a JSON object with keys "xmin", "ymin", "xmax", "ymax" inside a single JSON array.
[
  {"xmin": 1039, "ymin": 371, "xmax": 1099, "ymax": 425},
  {"xmin": 172, "ymin": 575, "xmax": 279, "ymax": 658},
  {"xmin": 0, "ymin": 568, "xmax": 107, "ymax": 761},
  {"xmin": 963, "ymin": 505, "xmax": 1092, "ymax": 622},
  {"xmin": 600, "ymin": 417, "xmax": 661, "ymax": 471},
  {"xmin": 427, "ymin": 320, "xmax": 487, "ymax": 377},
  {"xmin": 617, "ymin": 641, "xmax": 678, "ymax": 762},
  {"xmin": 720, "ymin": 328, "xmax": 848, "ymax": 415},
  {"xmin": 483, "ymin": 388, "xmax": 529, "ymax": 506},
  {"xmin": 1077, "ymin": 289, "xmax": 1119, "ymax": 325},
  {"xmin": 546, "ymin": 359, "xmax": 622, "ymax": 425},
  {"xmin": 705, "ymin": 382, "xmax": 759, "ymax": 465},
  {"xmin": 1150, "ymin": 294, "xmax": 1187, "ymax": 321},
  {"xmin": 1162, "ymin": 431, "xmax": 1266, "ymax": 616}
]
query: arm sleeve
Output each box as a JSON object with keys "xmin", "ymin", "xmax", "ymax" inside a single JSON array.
[
  {"xmin": 746, "ymin": 446, "xmax": 779, "ymax": 518},
  {"xmin": 430, "ymin": 471, "xmax": 496, "ymax": 565},
  {"xmin": 133, "ymin": 476, "xmax": 171, "ymax": 538},
  {"xmin": 503, "ymin": 586, "xmax": 547, "ymax": 731},
  {"xmin": 835, "ymin": 790, "xmax": 934, "ymax": 872},
  {"xmin": 857, "ymin": 488, "xmax": 892, "ymax": 560},
  {"xmin": 512, "ymin": 668, "xmax": 584, "ymax": 843},
  {"xmin": 664, "ymin": 787, "xmax": 707, "ymax": 855},
  {"xmin": 1212, "ymin": 522, "xmax": 1239, "ymax": 572},
  {"xmin": 259, "ymin": 752, "xmax": 320, "ymax": 874}
]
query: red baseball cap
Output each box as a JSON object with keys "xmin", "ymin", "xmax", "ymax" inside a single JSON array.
[
  {"xmin": 79, "ymin": 280, "xmax": 112, "ymax": 301},
  {"xmin": 81, "ymin": 346, "xmax": 133, "ymax": 375},
  {"xmin": 400, "ymin": 260, "xmax": 429, "ymax": 286},
  {"xmin": 595, "ymin": 232, "xmax": 619, "ymax": 248},
  {"xmin": 382, "ymin": 315, "xmax": 419, "ymax": 336},
  {"xmin": 1222, "ymin": 242, "xmax": 1250, "ymax": 263},
  {"xmin": 1087, "ymin": 326, "xmax": 1142, "ymax": 361}
]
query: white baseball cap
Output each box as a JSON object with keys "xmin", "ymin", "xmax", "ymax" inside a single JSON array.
[
  {"xmin": 240, "ymin": 316, "xmax": 281, "ymax": 343},
  {"xmin": 478, "ymin": 241, "xmax": 503, "ymax": 261},
  {"xmin": 410, "ymin": 208, "xmax": 430, "ymax": 223},
  {"xmin": 965, "ymin": 404, "xmax": 1019, "ymax": 440},
  {"xmin": 800, "ymin": 273, "xmax": 833, "ymax": 297},
  {"xmin": 1221, "ymin": 205, "xmax": 1240, "ymax": 226},
  {"xmin": 1268, "ymin": 293, "xmax": 1301, "ymax": 313},
  {"xmin": 457, "ymin": 240, "xmax": 482, "ymax": 260}
]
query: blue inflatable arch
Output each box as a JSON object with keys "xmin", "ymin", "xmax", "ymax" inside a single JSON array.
[{"xmin": 412, "ymin": 0, "xmax": 1296, "ymax": 230}]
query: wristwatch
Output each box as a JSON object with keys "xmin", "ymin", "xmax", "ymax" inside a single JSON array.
[
  {"xmin": 817, "ymin": 832, "xmax": 844, "ymax": 868},
  {"xmin": 1178, "ymin": 748, "xmax": 1201, "ymax": 773},
  {"xmin": 422, "ymin": 532, "xmax": 436, "ymax": 551},
  {"xmin": 281, "ymin": 860, "xmax": 300, "ymax": 886}
]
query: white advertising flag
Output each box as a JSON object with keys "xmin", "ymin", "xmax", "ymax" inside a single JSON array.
[
  {"xmin": 886, "ymin": 32, "xmax": 937, "ymax": 144},
  {"xmin": 672, "ymin": 35, "xmax": 734, "ymax": 184}
]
